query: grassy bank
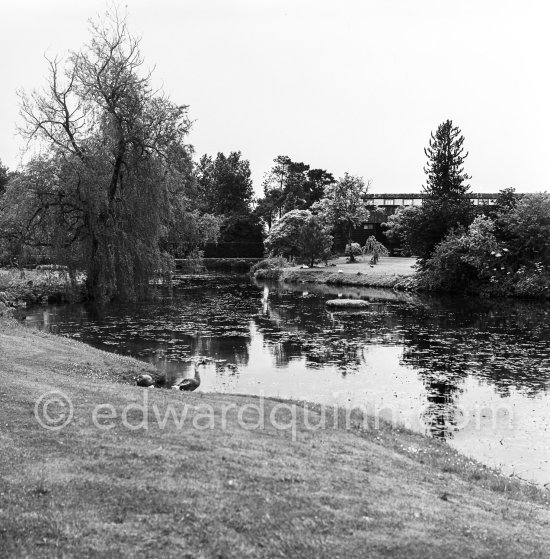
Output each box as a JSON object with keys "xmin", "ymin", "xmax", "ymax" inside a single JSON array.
[
  {"xmin": 255, "ymin": 257, "xmax": 417, "ymax": 289},
  {"xmin": 0, "ymin": 268, "xmax": 85, "ymax": 306},
  {"xmin": 1, "ymin": 318, "xmax": 549, "ymax": 558}
]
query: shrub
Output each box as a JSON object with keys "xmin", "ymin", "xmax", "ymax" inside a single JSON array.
[
  {"xmin": 264, "ymin": 211, "xmax": 333, "ymax": 267},
  {"xmin": 264, "ymin": 210, "xmax": 311, "ymax": 258},
  {"xmin": 344, "ymin": 243, "xmax": 362, "ymax": 257},
  {"xmin": 363, "ymin": 236, "xmax": 389, "ymax": 264},
  {"xmin": 295, "ymin": 215, "xmax": 333, "ymax": 267},
  {"xmin": 512, "ymin": 264, "xmax": 550, "ymax": 298},
  {"xmin": 384, "ymin": 197, "xmax": 475, "ymax": 264},
  {"xmin": 0, "ymin": 268, "xmax": 86, "ymax": 304},
  {"xmin": 497, "ymin": 193, "xmax": 550, "ymax": 270},
  {"xmin": 253, "ymin": 268, "xmax": 284, "ymax": 281},
  {"xmin": 417, "ymin": 216, "xmax": 501, "ymax": 293},
  {"xmin": 251, "ymin": 256, "xmax": 290, "ymax": 273}
]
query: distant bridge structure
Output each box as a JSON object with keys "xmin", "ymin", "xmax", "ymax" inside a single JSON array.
[
  {"xmin": 337, "ymin": 192, "xmax": 501, "ymax": 253},
  {"xmin": 364, "ymin": 192, "xmax": 499, "ymax": 208}
]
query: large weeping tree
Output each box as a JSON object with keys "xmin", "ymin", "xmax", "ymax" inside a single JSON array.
[
  {"xmin": 423, "ymin": 119, "xmax": 471, "ymax": 198},
  {"xmin": 15, "ymin": 9, "xmax": 194, "ymax": 300}
]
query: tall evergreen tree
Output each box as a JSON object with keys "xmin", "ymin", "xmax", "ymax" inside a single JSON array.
[
  {"xmin": 423, "ymin": 120, "xmax": 470, "ymax": 198},
  {"xmin": 385, "ymin": 120, "xmax": 475, "ymax": 264}
]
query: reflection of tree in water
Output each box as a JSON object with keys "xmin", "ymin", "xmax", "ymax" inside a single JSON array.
[
  {"xmin": 398, "ymin": 297, "xmax": 550, "ymax": 398},
  {"xmin": 255, "ymin": 312, "xmax": 365, "ymax": 370},
  {"xmin": 194, "ymin": 336, "xmax": 250, "ymax": 366},
  {"xmin": 38, "ymin": 279, "xmax": 258, "ymax": 370},
  {"xmin": 402, "ymin": 328, "xmax": 468, "ymax": 439},
  {"xmin": 399, "ymin": 297, "xmax": 550, "ymax": 438},
  {"xmin": 422, "ymin": 379, "xmax": 461, "ymax": 439},
  {"xmin": 255, "ymin": 289, "xmax": 402, "ymax": 371},
  {"xmin": 33, "ymin": 277, "xmax": 550, "ymax": 414}
]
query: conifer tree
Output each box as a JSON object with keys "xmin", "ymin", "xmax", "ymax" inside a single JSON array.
[{"xmin": 423, "ymin": 120, "xmax": 470, "ymax": 198}]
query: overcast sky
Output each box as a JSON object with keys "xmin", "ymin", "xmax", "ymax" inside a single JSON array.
[{"xmin": 1, "ymin": 0, "xmax": 548, "ymax": 195}]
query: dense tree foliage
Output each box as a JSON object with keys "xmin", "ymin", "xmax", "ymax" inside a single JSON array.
[
  {"xmin": 417, "ymin": 193, "xmax": 550, "ymax": 297},
  {"xmin": 0, "ymin": 160, "xmax": 9, "ymax": 197},
  {"xmin": 195, "ymin": 151, "xmax": 263, "ymax": 256},
  {"xmin": 419, "ymin": 216, "xmax": 499, "ymax": 292},
  {"xmin": 312, "ymin": 173, "xmax": 370, "ymax": 262},
  {"xmin": 162, "ymin": 209, "xmax": 221, "ymax": 259},
  {"xmin": 254, "ymin": 189, "xmax": 281, "ymax": 231},
  {"xmin": 295, "ymin": 215, "xmax": 333, "ymax": 267},
  {"xmin": 500, "ymin": 193, "xmax": 550, "ymax": 270},
  {"xmin": 213, "ymin": 213, "xmax": 264, "ymax": 258},
  {"xmin": 196, "ymin": 151, "xmax": 254, "ymax": 216},
  {"xmin": 385, "ymin": 197, "xmax": 474, "ymax": 262},
  {"xmin": 1, "ymin": 10, "xmax": 214, "ymax": 300},
  {"xmin": 493, "ymin": 187, "xmax": 521, "ymax": 213},
  {"xmin": 264, "ymin": 209, "xmax": 332, "ymax": 266},
  {"xmin": 264, "ymin": 209, "xmax": 311, "ymax": 258},
  {"xmin": 256, "ymin": 155, "xmax": 334, "ymax": 229}
]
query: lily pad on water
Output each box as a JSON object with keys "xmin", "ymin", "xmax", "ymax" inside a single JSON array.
[{"xmin": 326, "ymin": 299, "xmax": 370, "ymax": 309}]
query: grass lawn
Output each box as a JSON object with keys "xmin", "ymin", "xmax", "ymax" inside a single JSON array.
[
  {"xmin": 258, "ymin": 257, "xmax": 418, "ymax": 288},
  {"xmin": 1, "ymin": 318, "xmax": 549, "ymax": 558},
  {"xmin": 288, "ymin": 256, "xmax": 417, "ymax": 276}
]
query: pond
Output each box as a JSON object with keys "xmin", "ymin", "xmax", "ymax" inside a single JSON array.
[{"xmin": 21, "ymin": 274, "xmax": 550, "ymax": 485}]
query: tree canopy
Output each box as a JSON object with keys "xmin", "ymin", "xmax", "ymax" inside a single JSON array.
[
  {"xmin": 264, "ymin": 209, "xmax": 332, "ymax": 265},
  {"xmin": 194, "ymin": 151, "xmax": 263, "ymax": 257},
  {"xmin": 264, "ymin": 209, "xmax": 311, "ymax": 259},
  {"xmin": 295, "ymin": 215, "xmax": 333, "ymax": 267},
  {"xmin": 196, "ymin": 151, "xmax": 254, "ymax": 216},
  {"xmin": 417, "ymin": 193, "xmax": 550, "ymax": 296},
  {"xmin": 384, "ymin": 198, "xmax": 474, "ymax": 262},
  {"xmin": 313, "ymin": 173, "xmax": 370, "ymax": 262},
  {"xmin": 256, "ymin": 155, "xmax": 335, "ymax": 228},
  {"xmin": 0, "ymin": 160, "xmax": 9, "ymax": 197},
  {"xmin": 4, "ymin": 9, "xmax": 211, "ymax": 300}
]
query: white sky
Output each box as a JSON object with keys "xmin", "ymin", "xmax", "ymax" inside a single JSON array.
[{"xmin": 1, "ymin": 0, "xmax": 548, "ymax": 195}]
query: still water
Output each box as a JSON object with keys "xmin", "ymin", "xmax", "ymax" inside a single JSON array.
[{"xmin": 22, "ymin": 274, "xmax": 550, "ymax": 485}]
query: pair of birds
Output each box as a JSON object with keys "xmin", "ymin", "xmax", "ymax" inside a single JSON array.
[{"xmin": 135, "ymin": 362, "xmax": 201, "ymax": 391}]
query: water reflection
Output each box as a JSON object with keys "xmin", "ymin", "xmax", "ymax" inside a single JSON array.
[{"xmin": 21, "ymin": 274, "xmax": 550, "ymax": 484}]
